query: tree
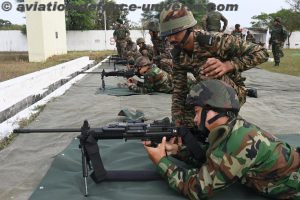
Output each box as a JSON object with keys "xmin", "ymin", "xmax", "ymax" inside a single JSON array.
[
  {"xmin": 95, "ymin": 0, "xmax": 129, "ymax": 30},
  {"xmin": 251, "ymin": 9, "xmax": 300, "ymax": 48},
  {"xmin": 286, "ymin": 0, "xmax": 300, "ymax": 12},
  {"xmin": 65, "ymin": 0, "xmax": 97, "ymax": 30}
]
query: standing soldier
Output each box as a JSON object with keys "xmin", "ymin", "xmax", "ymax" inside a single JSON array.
[
  {"xmin": 148, "ymin": 20, "xmax": 173, "ymax": 74},
  {"xmin": 113, "ymin": 19, "xmax": 130, "ymax": 58},
  {"xmin": 231, "ymin": 24, "xmax": 243, "ymax": 39},
  {"xmin": 246, "ymin": 30, "xmax": 256, "ymax": 43},
  {"xmin": 202, "ymin": 10, "xmax": 228, "ymax": 32},
  {"xmin": 269, "ymin": 17, "xmax": 288, "ymax": 66},
  {"xmin": 136, "ymin": 38, "xmax": 154, "ymax": 61},
  {"xmin": 159, "ymin": 3, "xmax": 268, "ymax": 127},
  {"xmin": 123, "ymin": 37, "xmax": 138, "ymax": 60}
]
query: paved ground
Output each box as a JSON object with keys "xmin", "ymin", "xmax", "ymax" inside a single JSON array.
[{"xmin": 0, "ymin": 63, "xmax": 299, "ymax": 200}]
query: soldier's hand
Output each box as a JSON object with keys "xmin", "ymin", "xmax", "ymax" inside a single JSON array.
[
  {"xmin": 128, "ymin": 78, "xmax": 137, "ymax": 84},
  {"xmin": 165, "ymin": 137, "xmax": 180, "ymax": 155},
  {"xmin": 144, "ymin": 137, "xmax": 167, "ymax": 165},
  {"xmin": 202, "ymin": 58, "xmax": 234, "ymax": 78}
]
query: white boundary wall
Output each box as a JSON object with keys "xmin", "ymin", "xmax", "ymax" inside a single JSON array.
[{"xmin": 0, "ymin": 30, "xmax": 152, "ymax": 52}]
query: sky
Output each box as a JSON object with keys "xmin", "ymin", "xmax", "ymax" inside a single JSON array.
[{"xmin": 0, "ymin": 0, "xmax": 291, "ymax": 28}]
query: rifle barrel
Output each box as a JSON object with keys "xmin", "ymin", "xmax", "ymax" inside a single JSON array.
[{"xmin": 14, "ymin": 128, "xmax": 81, "ymax": 133}]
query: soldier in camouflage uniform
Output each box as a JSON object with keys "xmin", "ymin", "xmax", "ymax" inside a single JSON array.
[
  {"xmin": 231, "ymin": 24, "xmax": 243, "ymax": 39},
  {"xmin": 269, "ymin": 17, "xmax": 288, "ymax": 66},
  {"xmin": 202, "ymin": 10, "xmax": 228, "ymax": 32},
  {"xmin": 159, "ymin": 3, "xmax": 268, "ymax": 127},
  {"xmin": 144, "ymin": 79, "xmax": 300, "ymax": 200},
  {"xmin": 246, "ymin": 31, "xmax": 256, "ymax": 43},
  {"xmin": 136, "ymin": 38, "xmax": 154, "ymax": 61},
  {"xmin": 113, "ymin": 19, "xmax": 130, "ymax": 58},
  {"xmin": 127, "ymin": 56, "xmax": 173, "ymax": 93},
  {"xmin": 123, "ymin": 37, "xmax": 138, "ymax": 60},
  {"xmin": 148, "ymin": 20, "xmax": 173, "ymax": 74}
]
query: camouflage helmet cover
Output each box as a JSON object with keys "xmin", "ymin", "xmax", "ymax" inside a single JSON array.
[
  {"xmin": 186, "ymin": 80, "xmax": 240, "ymax": 112},
  {"xmin": 136, "ymin": 37, "xmax": 145, "ymax": 45},
  {"xmin": 148, "ymin": 20, "xmax": 160, "ymax": 32},
  {"xmin": 159, "ymin": 2, "xmax": 197, "ymax": 37},
  {"xmin": 135, "ymin": 56, "xmax": 151, "ymax": 67},
  {"xmin": 274, "ymin": 17, "xmax": 281, "ymax": 23}
]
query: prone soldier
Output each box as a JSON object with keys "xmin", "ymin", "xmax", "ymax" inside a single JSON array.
[
  {"xmin": 136, "ymin": 37, "xmax": 154, "ymax": 61},
  {"xmin": 144, "ymin": 79, "xmax": 300, "ymax": 200}
]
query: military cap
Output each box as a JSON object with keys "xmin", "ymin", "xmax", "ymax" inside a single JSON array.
[
  {"xmin": 135, "ymin": 56, "xmax": 151, "ymax": 67},
  {"xmin": 116, "ymin": 18, "xmax": 123, "ymax": 24},
  {"xmin": 159, "ymin": 2, "xmax": 197, "ymax": 37},
  {"xmin": 186, "ymin": 80, "xmax": 240, "ymax": 112},
  {"xmin": 136, "ymin": 38, "xmax": 145, "ymax": 45},
  {"xmin": 148, "ymin": 20, "xmax": 160, "ymax": 32}
]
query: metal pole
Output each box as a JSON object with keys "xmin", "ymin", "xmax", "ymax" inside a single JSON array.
[{"xmin": 104, "ymin": 10, "xmax": 107, "ymax": 50}]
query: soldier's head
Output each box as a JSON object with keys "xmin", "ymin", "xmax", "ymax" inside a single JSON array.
[
  {"xmin": 159, "ymin": 2, "xmax": 197, "ymax": 52},
  {"xmin": 186, "ymin": 80, "xmax": 240, "ymax": 135},
  {"xmin": 117, "ymin": 18, "xmax": 123, "ymax": 24},
  {"xmin": 135, "ymin": 56, "xmax": 152, "ymax": 75},
  {"xmin": 127, "ymin": 58, "xmax": 135, "ymax": 69},
  {"xmin": 148, "ymin": 20, "xmax": 160, "ymax": 38},
  {"xmin": 235, "ymin": 24, "xmax": 240, "ymax": 30},
  {"xmin": 136, "ymin": 37, "xmax": 146, "ymax": 48},
  {"xmin": 274, "ymin": 17, "xmax": 281, "ymax": 25},
  {"xmin": 126, "ymin": 37, "xmax": 133, "ymax": 44}
]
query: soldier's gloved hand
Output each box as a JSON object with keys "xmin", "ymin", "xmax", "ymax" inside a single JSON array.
[
  {"xmin": 144, "ymin": 137, "xmax": 167, "ymax": 165},
  {"xmin": 202, "ymin": 58, "xmax": 234, "ymax": 78}
]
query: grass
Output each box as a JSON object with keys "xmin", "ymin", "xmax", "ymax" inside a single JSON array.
[
  {"xmin": 260, "ymin": 49, "xmax": 300, "ymax": 77},
  {"xmin": 0, "ymin": 50, "xmax": 115, "ymax": 82},
  {"xmin": 0, "ymin": 105, "xmax": 46, "ymax": 151}
]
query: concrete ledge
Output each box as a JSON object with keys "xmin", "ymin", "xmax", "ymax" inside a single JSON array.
[{"xmin": 0, "ymin": 57, "xmax": 94, "ymax": 124}]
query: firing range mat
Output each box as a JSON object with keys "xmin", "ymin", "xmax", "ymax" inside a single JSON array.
[
  {"xmin": 29, "ymin": 134, "xmax": 299, "ymax": 200},
  {"xmin": 0, "ymin": 61, "xmax": 300, "ymax": 200}
]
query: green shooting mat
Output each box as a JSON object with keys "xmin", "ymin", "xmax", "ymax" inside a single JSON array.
[{"xmin": 29, "ymin": 134, "xmax": 300, "ymax": 200}]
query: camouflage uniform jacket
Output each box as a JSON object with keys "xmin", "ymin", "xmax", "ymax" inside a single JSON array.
[
  {"xmin": 151, "ymin": 36, "xmax": 172, "ymax": 60},
  {"xmin": 157, "ymin": 118, "xmax": 300, "ymax": 200},
  {"xmin": 172, "ymin": 30, "xmax": 268, "ymax": 125},
  {"xmin": 231, "ymin": 29, "xmax": 243, "ymax": 39},
  {"xmin": 139, "ymin": 44, "xmax": 154, "ymax": 61},
  {"xmin": 113, "ymin": 24, "xmax": 130, "ymax": 41},
  {"xmin": 270, "ymin": 25, "xmax": 288, "ymax": 44},
  {"xmin": 129, "ymin": 65, "xmax": 172, "ymax": 93}
]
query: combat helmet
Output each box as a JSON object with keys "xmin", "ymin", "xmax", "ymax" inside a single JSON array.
[
  {"xmin": 274, "ymin": 17, "xmax": 281, "ymax": 23},
  {"xmin": 159, "ymin": 2, "xmax": 197, "ymax": 37},
  {"xmin": 186, "ymin": 79, "xmax": 240, "ymax": 138},
  {"xmin": 148, "ymin": 20, "xmax": 160, "ymax": 32},
  {"xmin": 136, "ymin": 38, "xmax": 145, "ymax": 45},
  {"xmin": 135, "ymin": 56, "xmax": 151, "ymax": 67},
  {"xmin": 186, "ymin": 79, "xmax": 240, "ymax": 113}
]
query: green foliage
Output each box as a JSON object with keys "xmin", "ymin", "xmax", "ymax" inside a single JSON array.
[
  {"xmin": 251, "ymin": 9, "xmax": 300, "ymax": 33},
  {"xmin": 20, "ymin": 25, "xmax": 27, "ymax": 35},
  {"xmin": 65, "ymin": 0, "xmax": 97, "ymax": 30},
  {"xmin": 96, "ymin": 0, "xmax": 129, "ymax": 30}
]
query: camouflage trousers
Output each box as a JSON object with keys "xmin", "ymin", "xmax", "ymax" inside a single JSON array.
[
  {"xmin": 182, "ymin": 77, "xmax": 246, "ymax": 127},
  {"xmin": 116, "ymin": 40, "xmax": 127, "ymax": 58},
  {"xmin": 272, "ymin": 42, "xmax": 284, "ymax": 64}
]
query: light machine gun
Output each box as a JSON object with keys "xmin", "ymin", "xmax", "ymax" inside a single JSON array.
[
  {"xmin": 14, "ymin": 119, "xmax": 185, "ymax": 197},
  {"xmin": 80, "ymin": 69, "xmax": 140, "ymax": 90}
]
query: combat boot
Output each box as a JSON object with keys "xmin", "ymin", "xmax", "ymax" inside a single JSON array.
[
  {"xmin": 274, "ymin": 62, "xmax": 280, "ymax": 67},
  {"xmin": 246, "ymin": 88, "xmax": 258, "ymax": 98}
]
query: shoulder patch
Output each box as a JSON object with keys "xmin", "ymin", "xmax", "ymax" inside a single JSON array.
[{"xmin": 196, "ymin": 34, "xmax": 215, "ymax": 47}]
